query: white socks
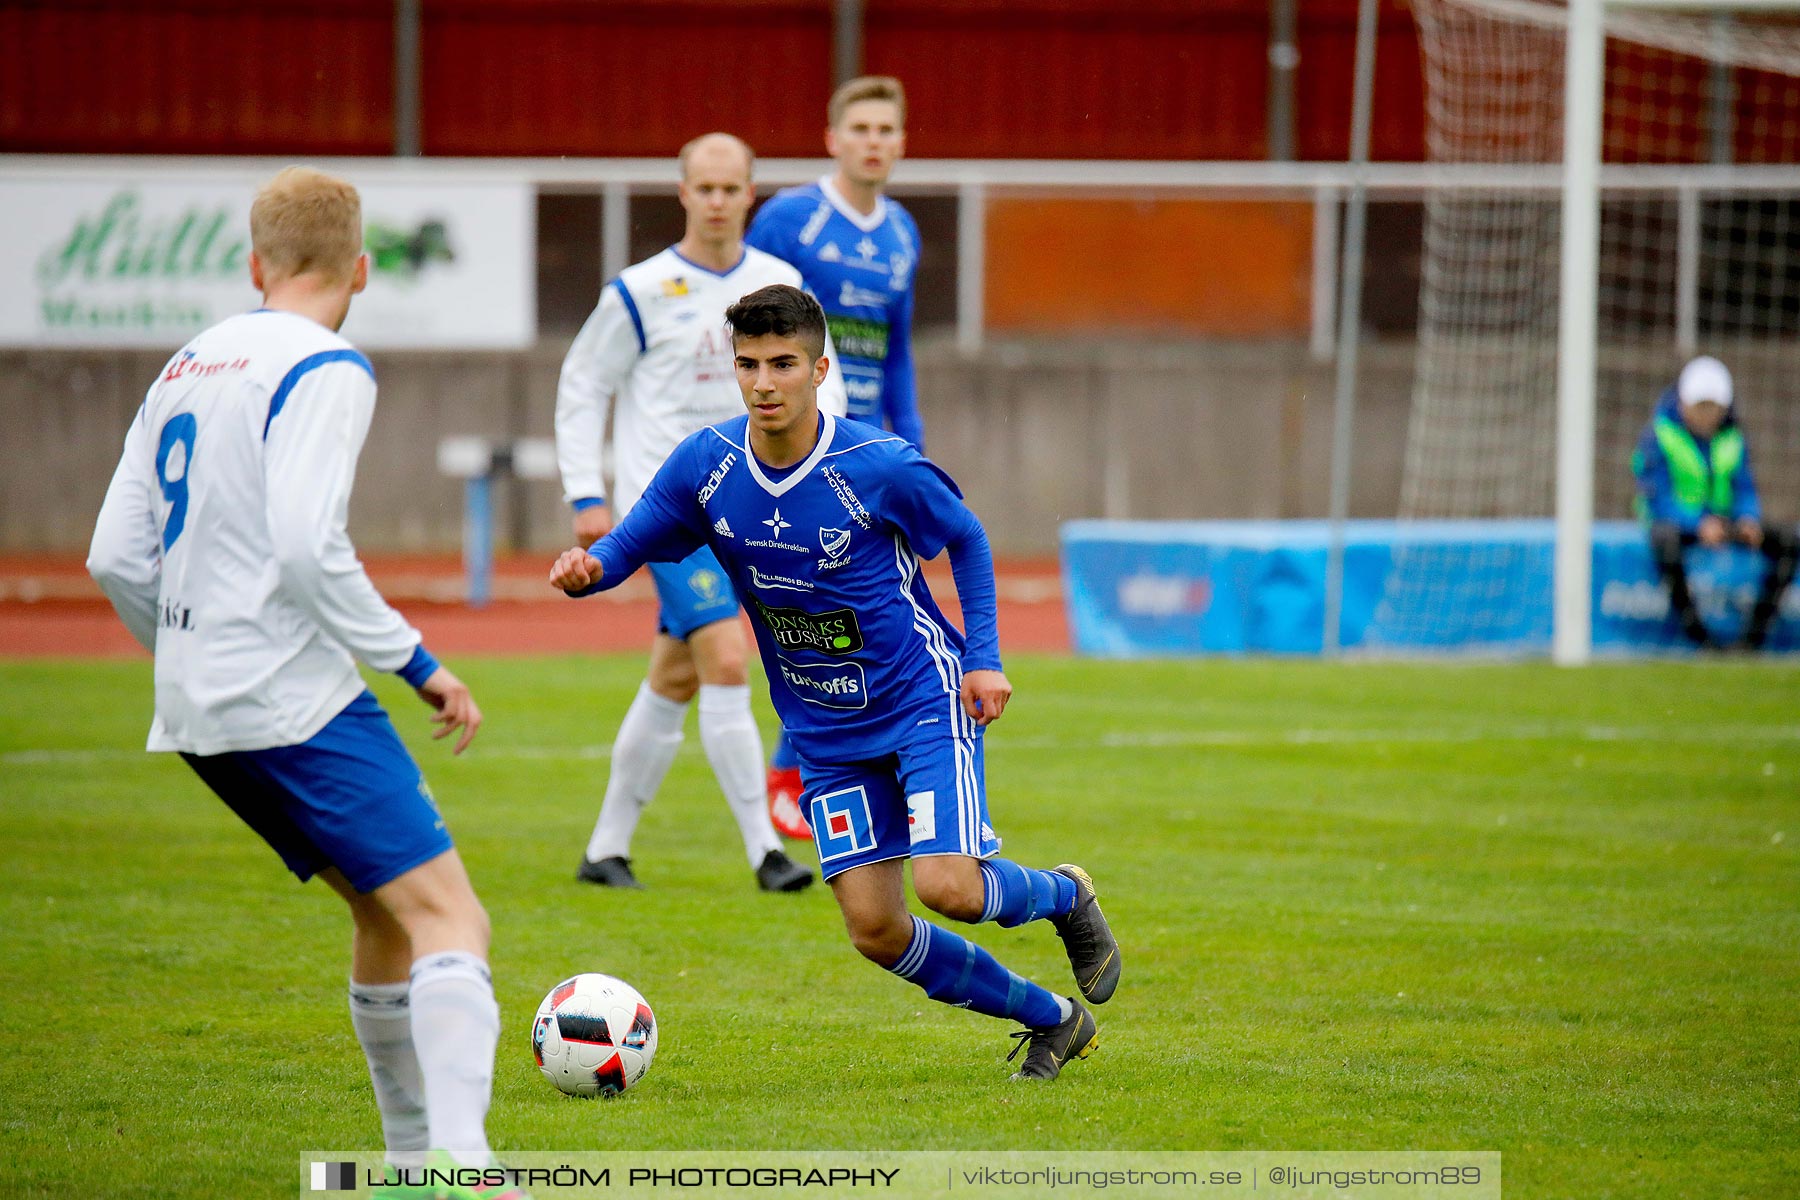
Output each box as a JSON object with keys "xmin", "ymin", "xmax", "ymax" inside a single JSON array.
[
  {"xmin": 698, "ymin": 683, "xmax": 781, "ymax": 867},
  {"xmin": 351, "ymin": 957, "xmax": 500, "ymax": 1170},
  {"xmin": 347, "ymin": 981, "xmax": 428, "ymax": 1168},
  {"xmin": 586, "ymin": 682, "xmax": 688, "ymax": 862},
  {"xmin": 588, "ymin": 681, "xmax": 780, "ymax": 868},
  {"xmin": 408, "ymin": 952, "xmax": 499, "ymax": 1169}
]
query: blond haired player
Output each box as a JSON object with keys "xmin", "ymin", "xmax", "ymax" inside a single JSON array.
[{"xmin": 88, "ymin": 167, "xmax": 522, "ymax": 1198}]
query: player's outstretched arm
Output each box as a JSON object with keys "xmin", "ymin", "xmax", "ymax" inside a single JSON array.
[
  {"xmin": 961, "ymin": 669, "xmax": 1012, "ymax": 727},
  {"xmin": 549, "ymin": 547, "xmax": 605, "ymax": 595},
  {"xmin": 415, "ymin": 664, "xmax": 482, "ymax": 754},
  {"xmin": 556, "ymin": 439, "xmax": 711, "ymax": 597}
]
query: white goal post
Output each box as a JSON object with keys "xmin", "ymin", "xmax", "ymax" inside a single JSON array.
[
  {"xmin": 1398, "ymin": 0, "xmax": 1800, "ymax": 662},
  {"xmin": 1556, "ymin": 0, "xmax": 1605, "ymax": 666},
  {"xmin": 1563, "ymin": 0, "xmax": 1800, "ymax": 664}
]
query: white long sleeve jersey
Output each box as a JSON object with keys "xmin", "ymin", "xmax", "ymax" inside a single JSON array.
[
  {"xmin": 556, "ymin": 245, "xmax": 847, "ymax": 517},
  {"xmin": 87, "ymin": 309, "xmax": 425, "ymax": 756}
]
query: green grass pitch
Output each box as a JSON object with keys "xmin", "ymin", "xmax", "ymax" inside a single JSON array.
[{"xmin": 3, "ymin": 655, "xmax": 1797, "ymax": 1197}]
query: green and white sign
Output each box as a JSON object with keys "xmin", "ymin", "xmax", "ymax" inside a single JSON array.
[{"xmin": 0, "ymin": 176, "xmax": 534, "ymax": 348}]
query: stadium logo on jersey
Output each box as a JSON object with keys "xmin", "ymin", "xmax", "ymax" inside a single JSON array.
[
  {"xmin": 799, "ymin": 203, "xmax": 832, "ymax": 246},
  {"xmin": 749, "ymin": 564, "xmax": 814, "ymax": 592},
  {"xmin": 712, "ymin": 517, "xmax": 734, "ymax": 538},
  {"xmin": 810, "ymin": 784, "xmax": 876, "ymax": 860},
  {"xmin": 697, "ymin": 452, "xmax": 737, "ymax": 504},
  {"xmin": 821, "ymin": 465, "xmax": 873, "ymax": 530},
  {"xmin": 778, "ymin": 657, "xmax": 868, "ymax": 711},
  {"xmin": 751, "ymin": 599, "xmax": 865, "ymax": 655},
  {"xmin": 661, "ymin": 277, "xmax": 690, "ymax": 297},
  {"xmin": 819, "ymin": 528, "xmax": 852, "ymax": 560},
  {"xmin": 839, "ymin": 281, "xmax": 890, "ymax": 309}
]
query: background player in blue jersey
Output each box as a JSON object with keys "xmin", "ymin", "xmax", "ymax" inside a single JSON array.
[
  {"xmin": 747, "ymin": 75, "xmax": 923, "ymax": 838},
  {"xmin": 549, "ymin": 285, "xmax": 1122, "ymax": 1081}
]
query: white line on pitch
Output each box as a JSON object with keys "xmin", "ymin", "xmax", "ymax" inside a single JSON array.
[{"xmin": 8, "ymin": 724, "xmax": 1798, "ymax": 768}]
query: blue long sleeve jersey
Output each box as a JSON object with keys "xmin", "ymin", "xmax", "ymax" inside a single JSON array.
[
  {"xmin": 1632, "ymin": 385, "xmax": 1762, "ymax": 530},
  {"xmin": 577, "ymin": 413, "xmax": 999, "ymax": 763},
  {"xmin": 745, "ymin": 178, "xmax": 924, "ymax": 448}
]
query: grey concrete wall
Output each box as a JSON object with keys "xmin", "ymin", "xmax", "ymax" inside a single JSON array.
[
  {"xmin": 914, "ymin": 338, "xmax": 1417, "ymax": 551},
  {"xmin": 2, "ymin": 337, "xmax": 1418, "ymax": 557}
]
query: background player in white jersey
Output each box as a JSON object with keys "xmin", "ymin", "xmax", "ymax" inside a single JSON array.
[
  {"xmin": 549, "ymin": 286, "xmax": 1122, "ymax": 1081},
  {"xmin": 557, "ymin": 133, "xmax": 842, "ymax": 893},
  {"xmin": 746, "ymin": 75, "xmax": 923, "ymax": 839},
  {"xmin": 86, "ymin": 168, "xmax": 518, "ymax": 1195}
]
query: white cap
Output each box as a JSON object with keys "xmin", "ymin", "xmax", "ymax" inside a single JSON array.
[{"xmin": 1677, "ymin": 356, "xmax": 1733, "ymax": 409}]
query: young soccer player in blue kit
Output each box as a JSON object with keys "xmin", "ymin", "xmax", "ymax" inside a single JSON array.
[
  {"xmin": 549, "ymin": 285, "xmax": 1121, "ymax": 1080},
  {"xmin": 746, "ymin": 75, "xmax": 923, "ymax": 838}
]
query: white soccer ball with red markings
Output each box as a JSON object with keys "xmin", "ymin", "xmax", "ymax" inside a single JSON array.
[{"xmin": 531, "ymin": 973, "xmax": 658, "ymax": 1097}]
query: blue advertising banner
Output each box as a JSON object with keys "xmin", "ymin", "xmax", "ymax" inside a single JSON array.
[{"xmin": 1060, "ymin": 520, "xmax": 1799, "ymax": 657}]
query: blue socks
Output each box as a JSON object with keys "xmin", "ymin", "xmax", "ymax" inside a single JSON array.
[
  {"xmin": 886, "ymin": 916, "xmax": 1064, "ymax": 1029},
  {"xmin": 770, "ymin": 728, "xmax": 800, "ymax": 771},
  {"xmin": 869, "ymin": 861, "xmax": 1081, "ymax": 1029},
  {"xmin": 977, "ymin": 859, "xmax": 1078, "ymax": 928}
]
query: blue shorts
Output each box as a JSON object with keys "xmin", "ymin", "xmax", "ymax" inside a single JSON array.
[
  {"xmin": 180, "ymin": 691, "xmax": 453, "ymax": 894},
  {"xmin": 650, "ymin": 545, "xmax": 740, "ymax": 640},
  {"xmin": 798, "ymin": 724, "xmax": 1002, "ymax": 881}
]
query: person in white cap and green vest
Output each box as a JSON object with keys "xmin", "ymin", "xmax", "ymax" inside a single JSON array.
[{"xmin": 1632, "ymin": 355, "xmax": 1797, "ymax": 649}]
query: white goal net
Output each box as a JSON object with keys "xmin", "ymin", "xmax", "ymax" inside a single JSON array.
[{"xmin": 1373, "ymin": 0, "xmax": 1800, "ymax": 651}]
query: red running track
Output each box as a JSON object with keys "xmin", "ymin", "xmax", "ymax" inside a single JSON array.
[{"xmin": 0, "ymin": 554, "xmax": 1070, "ymax": 658}]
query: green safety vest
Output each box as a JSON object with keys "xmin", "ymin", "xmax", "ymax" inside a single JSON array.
[{"xmin": 1638, "ymin": 415, "xmax": 1743, "ymax": 516}]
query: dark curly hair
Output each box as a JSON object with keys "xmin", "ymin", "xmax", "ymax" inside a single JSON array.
[{"xmin": 724, "ymin": 284, "xmax": 827, "ymax": 360}]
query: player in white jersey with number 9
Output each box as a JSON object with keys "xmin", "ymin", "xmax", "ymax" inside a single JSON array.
[
  {"xmin": 556, "ymin": 133, "xmax": 845, "ymax": 893},
  {"xmin": 86, "ymin": 167, "xmax": 521, "ymax": 1198}
]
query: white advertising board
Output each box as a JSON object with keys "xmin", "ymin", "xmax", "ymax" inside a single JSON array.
[{"xmin": 0, "ymin": 176, "xmax": 535, "ymax": 348}]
